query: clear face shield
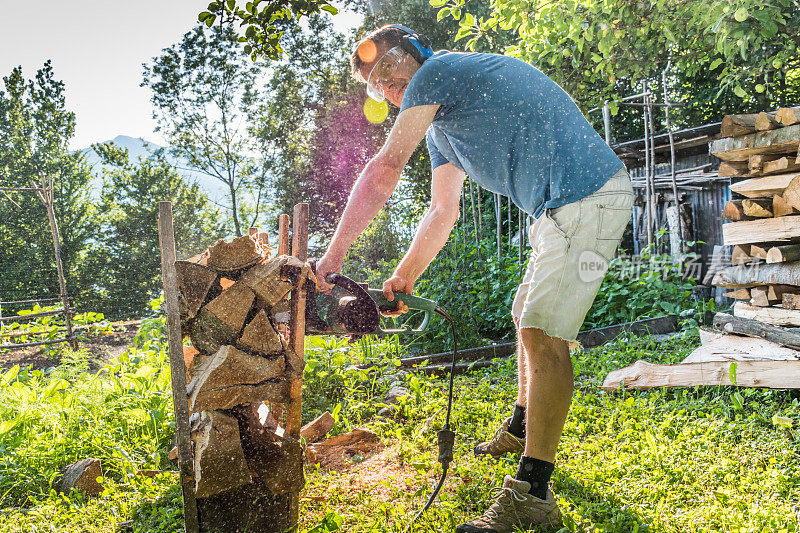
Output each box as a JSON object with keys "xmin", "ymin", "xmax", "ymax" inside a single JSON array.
[{"xmin": 359, "ymin": 46, "xmax": 405, "ymax": 102}]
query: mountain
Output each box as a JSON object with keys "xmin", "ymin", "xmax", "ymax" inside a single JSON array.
[{"xmin": 79, "ymin": 135, "xmax": 228, "ymax": 201}]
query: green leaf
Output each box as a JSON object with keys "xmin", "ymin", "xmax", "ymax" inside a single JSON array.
[
  {"xmin": 429, "ymin": 0, "xmax": 447, "ymax": 7},
  {"xmin": 709, "ymin": 58, "xmax": 723, "ymax": 70},
  {"xmin": 734, "ymin": 7, "xmax": 749, "ymax": 22},
  {"xmin": 452, "ymin": 7, "xmax": 461, "ymax": 20},
  {"xmin": 198, "ymin": 11, "xmax": 211, "ymax": 22},
  {"xmin": 772, "ymin": 414, "xmax": 793, "ymax": 428},
  {"xmin": 731, "ymin": 392, "xmax": 744, "ymax": 411},
  {"xmin": 463, "ymin": 13, "xmax": 476, "ymax": 27},
  {"xmin": 437, "ymin": 7, "xmax": 451, "ymax": 21},
  {"xmin": 733, "ymin": 85, "xmax": 747, "ymax": 98},
  {"xmin": 321, "ymin": 4, "xmax": 338, "ymax": 14},
  {"xmin": 728, "ymin": 361, "xmax": 738, "ymax": 385}
]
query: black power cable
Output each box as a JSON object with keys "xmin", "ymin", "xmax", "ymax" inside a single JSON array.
[{"xmin": 405, "ymin": 306, "xmax": 458, "ymax": 531}]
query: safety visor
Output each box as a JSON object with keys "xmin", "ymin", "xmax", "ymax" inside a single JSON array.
[{"xmin": 363, "ymin": 46, "xmax": 405, "ymax": 102}]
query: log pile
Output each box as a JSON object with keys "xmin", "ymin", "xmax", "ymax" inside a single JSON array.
[
  {"xmin": 711, "ymin": 109, "xmax": 800, "ymax": 327},
  {"xmin": 176, "ymin": 231, "xmax": 314, "ymax": 501},
  {"xmin": 602, "ymin": 113, "xmax": 800, "ymax": 390}
]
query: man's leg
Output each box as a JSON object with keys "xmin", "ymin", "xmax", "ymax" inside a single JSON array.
[
  {"xmin": 519, "ymin": 326, "xmax": 572, "ymax": 463},
  {"xmin": 509, "ymin": 319, "xmax": 528, "ymax": 438}
]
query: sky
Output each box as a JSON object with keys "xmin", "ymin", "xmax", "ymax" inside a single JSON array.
[{"xmin": 0, "ymin": 1, "xmax": 361, "ymax": 150}]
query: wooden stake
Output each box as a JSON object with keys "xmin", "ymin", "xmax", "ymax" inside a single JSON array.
[{"xmin": 157, "ymin": 202, "xmax": 199, "ymax": 533}]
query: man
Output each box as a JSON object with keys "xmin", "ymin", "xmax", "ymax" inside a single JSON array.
[{"xmin": 315, "ymin": 24, "xmax": 633, "ymax": 532}]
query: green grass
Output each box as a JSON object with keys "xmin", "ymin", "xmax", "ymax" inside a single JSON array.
[{"xmin": 0, "ymin": 323, "xmax": 798, "ymax": 532}]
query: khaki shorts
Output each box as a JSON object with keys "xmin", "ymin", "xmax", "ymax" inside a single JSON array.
[{"xmin": 511, "ymin": 168, "xmax": 634, "ymax": 341}]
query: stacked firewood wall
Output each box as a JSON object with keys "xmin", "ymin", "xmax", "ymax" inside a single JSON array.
[
  {"xmin": 175, "ymin": 231, "xmax": 312, "ymax": 501},
  {"xmin": 711, "ymin": 107, "xmax": 800, "ymax": 325}
]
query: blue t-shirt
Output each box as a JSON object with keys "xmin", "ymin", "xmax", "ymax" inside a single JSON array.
[{"xmin": 400, "ymin": 51, "xmax": 624, "ymax": 218}]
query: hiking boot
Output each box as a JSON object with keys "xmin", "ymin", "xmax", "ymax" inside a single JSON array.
[
  {"xmin": 474, "ymin": 418, "xmax": 524, "ymax": 457},
  {"xmin": 456, "ymin": 475, "xmax": 562, "ymax": 533}
]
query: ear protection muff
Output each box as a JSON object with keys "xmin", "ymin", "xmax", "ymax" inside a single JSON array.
[{"xmin": 390, "ymin": 24, "xmax": 433, "ymax": 64}]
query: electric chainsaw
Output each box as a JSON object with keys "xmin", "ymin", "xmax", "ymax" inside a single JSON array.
[{"xmin": 304, "ymin": 266, "xmax": 438, "ymax": 337}]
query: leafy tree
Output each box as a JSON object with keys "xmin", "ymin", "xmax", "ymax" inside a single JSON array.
[
  {"xmin": 142, "ymin": 24, "xmax": 270, "ymax": 237},
  {"xmin": 87, "ymin": 143, "xmax": 226, "ymax": 319},
  {"xmin": 198, "ymin": 0, "xmax": 339, "ymax": 60},
  {"xmin": 0, "ymin": 62, "xmax": 96, "ymax": 309},
  {"xmin": 437, "ymin": 0, "xmax": 800, "ymax": 136}
]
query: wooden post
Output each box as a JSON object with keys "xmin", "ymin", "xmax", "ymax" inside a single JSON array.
[
  {"xmin": 157, "ymin": 201, "xmax": 200, "ymax": 533},
  {"xmin": 286, "ymin": 203, "xmax": 308, "ymax": 531},
  {"xmin": 37, "ymin": 176, "xmax": 77, "ymax": 350}
]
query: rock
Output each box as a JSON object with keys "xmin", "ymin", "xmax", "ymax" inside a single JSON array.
[
  {"xmin": 385, "ymin": 386, "xmax": 408, "ymax": 405},
  {"xmin": 53, "ymin": 458, "xmax": 104, "ymax": 496}
]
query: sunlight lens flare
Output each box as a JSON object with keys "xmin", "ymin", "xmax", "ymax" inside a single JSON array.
[
  {"xmin": 357, "ymin": 39, "xmax": 377, "ymax": 64},
  {"xmin": 363, "ymin": 97, "xmax": 389, "ymax": 124}
]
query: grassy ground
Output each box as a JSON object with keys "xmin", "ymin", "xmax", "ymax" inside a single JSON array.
[{"xmin": 0, "ymin": 319, "xmax": 798, "ymax": 532}]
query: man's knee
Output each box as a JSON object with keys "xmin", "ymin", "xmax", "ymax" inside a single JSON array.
[{"xmin": 519, "ymin": 327, "xmax": 569, "ymax": 359}]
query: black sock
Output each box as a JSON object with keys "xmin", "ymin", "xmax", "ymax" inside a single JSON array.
[
  {"xmin": 515, "ymin": 456, "xmax": 554, "ymax": 499},
  {"xmin": 507, "ymin": 404, "xmax": 526, "ymax": 439}
]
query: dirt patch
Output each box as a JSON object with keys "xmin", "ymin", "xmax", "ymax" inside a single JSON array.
[
  {"xmin": 0, "ymin": 320, "xmax": 144, "ymax": 371},
  {"xmin": 306, "ymin": 444, "xmax": 423, "ymax": 504}
]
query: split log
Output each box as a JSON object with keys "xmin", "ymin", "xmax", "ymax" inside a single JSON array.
[
  {"xmin": 602, "ymin": 360, "xmax": 800, "ymax": 391},
  {"xmin": 722, "ymin": 200, "xmax": 752, "ymax": 221},
  {"xmin": 713, "ymin": 312, "xmax": 800, "ymax": 349},
  {"xmin": 734, "ymin": 301, "xmax": 800, "ymax": 326},
  {"xmin": 188, "ymin": 310, "xmax": 236, "ymax": 355},
  {"xmin": 187, "ymin": 345, "xmax": 287, "ymax": 412},
  {"xmin": 766, "ymin": 244, "xmax": 800, "ymax": 263},
  {"xmin": 755, "ymin": 111, "xmax": 780, "ymax": 131},
  {"xmin": 776, "ymin": 107, "xmax": 800, "ymax": 126},
  {"xmin": 783, "ymin": 293, "xmax": 800, "ymax": 310},
  {"xmin": 240, "ymin": 255, "xmax": 306, "ymax": 308},
  {"xmin": 722, "ymin": 216, "xmax": 800, "ymax": 245},
  {"xmin": 206, "ymin": 234, "xmax": 269, "ymax": 274},
  {"xmin": 709, "ymin": 124, "xmax": 800, "ymax": 161},
  {"xmin": 305, "ymin": 428, "xmax": 384, "ymax": 471},
  {"xmin": 300, "ymin": 411, "xmax": 335, "ymax": 443},
  {"xmin": 729, "ymin": 173, "xmax": 800, "ymax": 198},
  {"xmin": 749, "ymin": 243, "xmax": 777, "ymax": 260},
  {"xmin": 683, "ymin": 329, "xmax": 800, "ymax": 363},
  {"xmin": 773, "ymin": 195, "xmax": 798, "ymax": 217},
  {"xmin": 779, "ymin": 175, "xmax": 800, "ymax": 210},
  {"xmin": 748, "ymin": 285, "xmax": 796, "ymax": 307},
  {"xmin": 239, "ymin": 310, "xmax": 284, "ymax": 355},
  {"xmin": 191, "ymin": 410, "xmax": 252, "ymax": 499},
  {"xmin": 711, "ymin": 263, "xmax": 800, "ymax": 288},
  {"xmin": 731, "ymin": 245, "xmax": 754, "ymax": 265},
  {"xmin": 723, "ymin": 288, "xmax": 751, "ymax": 299},
  {"xmin": 175, "ymin": 261, "xmax": 218, "ymax": 319},
  {"xmin": 748, "ymin": 154, "xmax": 779, "ymax": 175},
  {"xmin": 720, "ymin": 113, "xmax": 760, "ymax": 138},
  {"xmin": 718, "ymin": 161, "xmax": 750, "ymax": 177},
  {"xmin": 764, "ymin": 157, "xmax": 800, "ymax": 176},
  {"xmin": 742, "ymin": 198, "xmax": 773, "ymax": 218},
  {"xmin": 53, "ymin": 458, "xmax": 104, "ymax": 496},
  {"xmin": 202, "ymin": 282, "xmax": 255, "ymax": 336}
]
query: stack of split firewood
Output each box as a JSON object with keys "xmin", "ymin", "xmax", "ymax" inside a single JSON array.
[
  {"xmin": 175, "ymin": 231, "xmax": 314, "ymax": 499},
  {"xmin": 711, "ymin": 107, "xmax": 800, "ymax": 325}
]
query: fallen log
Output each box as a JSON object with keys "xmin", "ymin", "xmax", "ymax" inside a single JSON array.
[{"xmin": 602, "ymin": 360, "xmax": 800, "ymax": 391}]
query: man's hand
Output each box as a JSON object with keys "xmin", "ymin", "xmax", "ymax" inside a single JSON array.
[
  {"xmin": 315, "ymin": 252, "xmax": 344, "ymax": 293},
  {"xmin": 381, "ymin": 274, "xmax": 412, "ymax": 317}
]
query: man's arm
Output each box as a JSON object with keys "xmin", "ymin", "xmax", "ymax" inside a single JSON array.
[
  {"xmin": 316, "ymin": 104, "xmax": 440, "ymax": 288},
  {"xmin": 382, "ymin": 162, "xmax": 465, "ymax": 301}
]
